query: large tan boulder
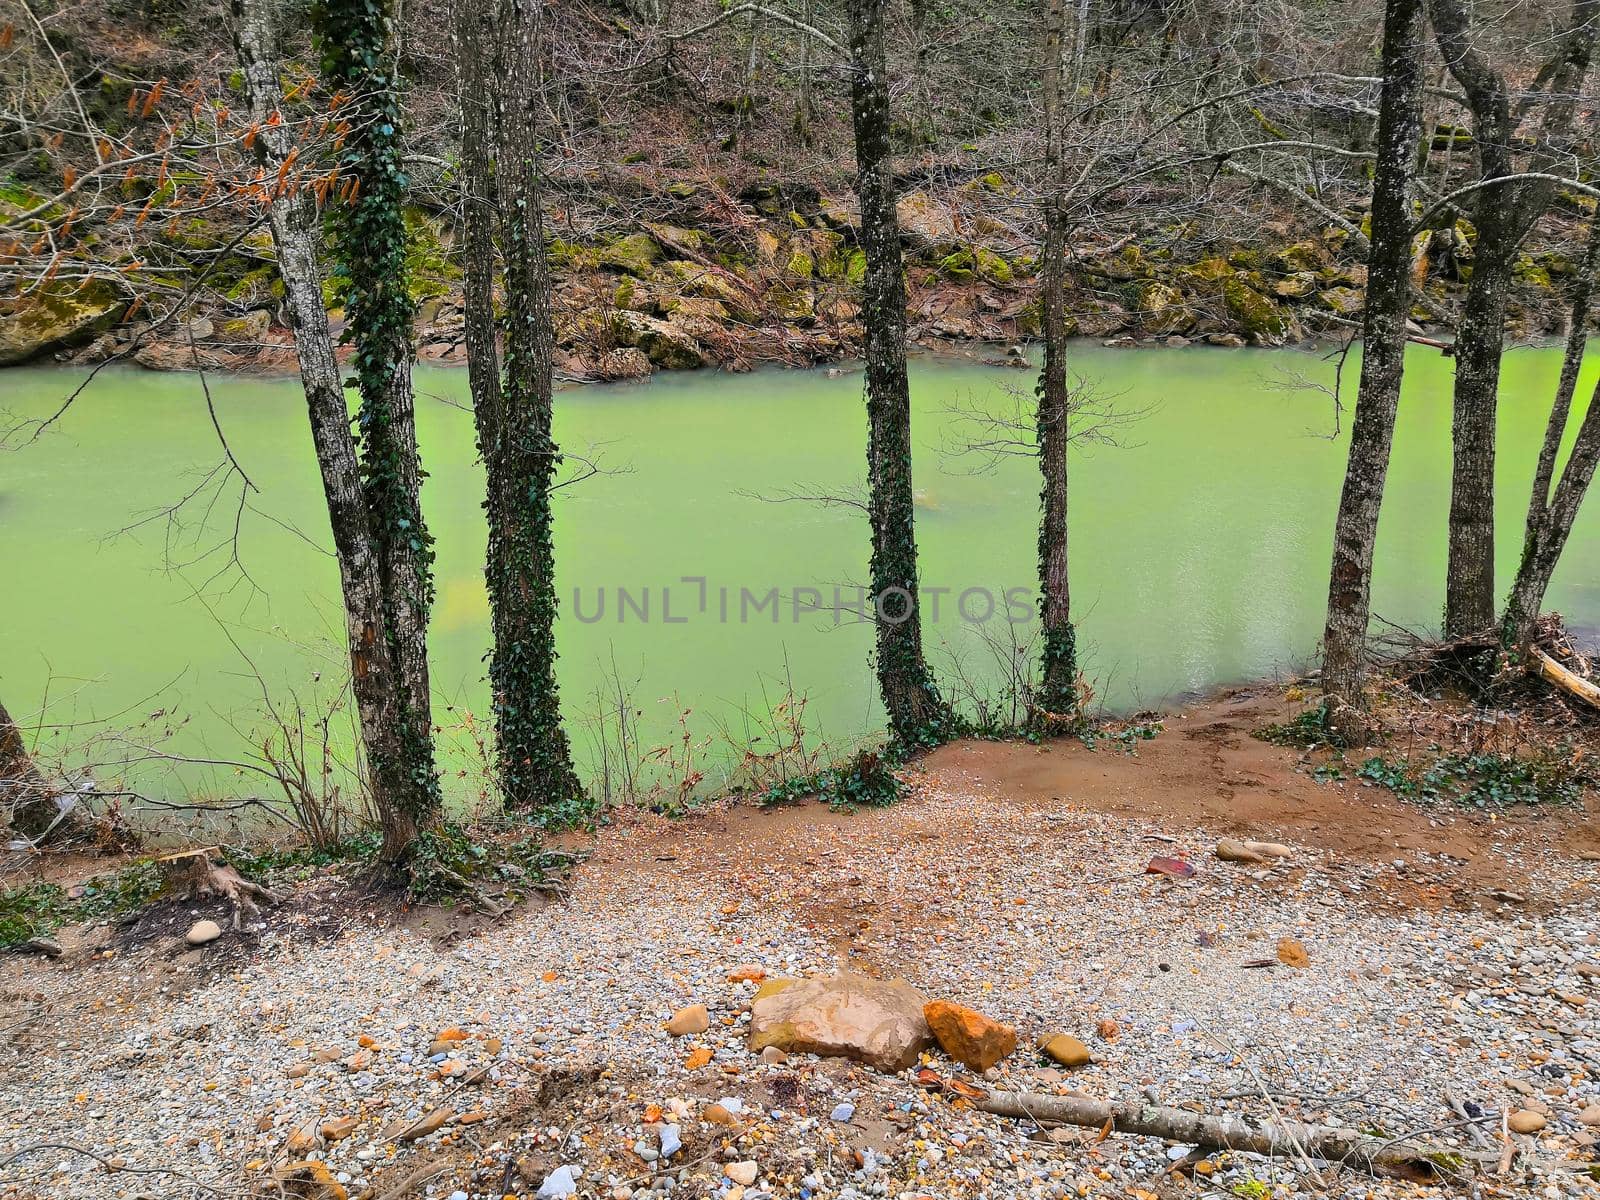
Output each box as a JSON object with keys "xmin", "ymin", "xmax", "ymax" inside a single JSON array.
[{"xmin": 748, "ymin": 973, "xmax": 933, "ymax": 1072}]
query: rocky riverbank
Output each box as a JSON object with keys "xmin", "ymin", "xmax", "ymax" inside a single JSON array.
[
  {"xmin": 2, "ymin": 175, "xmax": 1586, "ymax": 381},
  {"xmin": 3, "ymin": 690, "xmax": 1597, "ymax": 1200}
]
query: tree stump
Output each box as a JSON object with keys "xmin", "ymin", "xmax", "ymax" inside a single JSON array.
[{"xmin": 157, "ymin": 848, "xmax": 280, "ymax": 929}]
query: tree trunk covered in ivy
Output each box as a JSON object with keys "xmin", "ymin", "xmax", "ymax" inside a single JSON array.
[
  {"xmin": 1320, "ymin": 0, "xmax": 1426, "ymax": 741},
  {"xmin": 1034, "ymin": 0, "xmax": 1077, "ymax": 724},
  {"xmin": 235, "ymin": 0, "xmax": 436, "ymax": 861},
  {"xmin": 847, "ymin": 0, "xmax": 953, "ymax": 745},
  {"xmin": 465, "ymin": 0, "xmax": 586, "ymax": 814},
  {"xmin": 1503, "ymin": 216, "xmax": 1600, "ymax": 647},
  {"xmin": 314, "ymin": 0, "xmax": 441, "ymax": 852},
  {"xmin": 1426, "ymin": 0, "xmax": 1600, "ymax": 638}
]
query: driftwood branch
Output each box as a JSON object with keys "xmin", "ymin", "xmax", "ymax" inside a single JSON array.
[
  {"xmin": 1529, "ymin": 648, "xmax": 1600, "ymax": 710},
  {"xmin": 976, "ymin": 1090, "xmax": 1491, "ymax": 1182}
]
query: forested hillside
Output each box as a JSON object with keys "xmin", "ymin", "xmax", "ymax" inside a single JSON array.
[{"xmin": 1, "ymin": 0, "xmax": 1590, "ymax": 375}]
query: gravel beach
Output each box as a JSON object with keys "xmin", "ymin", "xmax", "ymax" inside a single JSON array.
[{"xmin": 2, "ymin": 696, "xmax": 1597, "ymax": 1200}]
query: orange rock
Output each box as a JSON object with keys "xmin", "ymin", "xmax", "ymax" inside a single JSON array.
[
  {"xmin": 1276, "ymin": 938, "xmax": 1310, "ymax": 969},
  {"xmin": 1096, "ymin": 1018, "xmax": 1120, "ymax": 1042},
  {"xmin": 457, "ymin": 1110, "xmax": 487, "ymax": 1125},
  {"xmin": 685, "ymin": 1046, "xmax": 714, "ymax": 1070},
  {"xmin": 924, "ymin": 1000, "xmax": 1017, "ymax": 1072},
  {"xmin": 727, "ymin": 964, "xmax": 766, "ymax": 983},
  {"xmin": 704, "ymin": 1103, "xmax": 738, "ymax": 1126},
  {"xmin": 319, "ymin": 1116, "xmax": 357, "ymax": 1141}
]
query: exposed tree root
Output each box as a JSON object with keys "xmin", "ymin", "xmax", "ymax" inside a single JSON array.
[{"xmin": 157, "ymin": 847, "xmax": 280, "ymax": 929}]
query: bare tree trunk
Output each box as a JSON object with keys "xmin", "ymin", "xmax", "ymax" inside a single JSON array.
[
  {"xmin": 1427, "ymin": 0, "xmax": 1600, "ymax": 637},
  {"xmin": 847, "ymin": 0, "xmax": 953, "ymax": 745},
  {"xmin": 794, "ymin": 0, "xmax": 816, "ymax": 144},
  {"xmin": 1503, "ymin": 217, "xmax": 1600, "ymax": 647},
  {"xmin": 233, "ymin": 0, "xmax": 431, "ymax": 862},
  {"xmin": 0, "ymin": 695, "xmax": 60, "ymax": 841},
  {"xmin": 1320, "ymin": 0, "xmax": 1426, "ymax": 741},
  {"xmin": 1034, "ymin": 0, "xmax": 1077, "ymax": 722}
]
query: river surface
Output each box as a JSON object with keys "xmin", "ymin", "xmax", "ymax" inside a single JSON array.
[{"xmin": 4, "ymin": 344, "xmax": 1598, "ymax": 809}]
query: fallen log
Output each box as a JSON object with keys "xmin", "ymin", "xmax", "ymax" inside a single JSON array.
[
  {"xmin": 975, "ymin": 1090, "xmax": 1489, "ymax": 1182},
  {"xmin": 1529, "ymin": 647, "xmax": 1600, "ymax": 711}
]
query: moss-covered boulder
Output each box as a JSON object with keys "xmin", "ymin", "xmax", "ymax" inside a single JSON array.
[
  {"xmin": 975, "ymin": 247, "xmax": 1013, "ymax": 284},
  {"xmin": 1319, "ymin": 286, "xmax": 1364, "ymax": 316},
  {"xmin": 1272, "ymin": 241, "xmax": 1328, "ymax": 273},
  {"xmin": 1223, "ymin": 277, "xmax": 1288, "ymax": 341},
  {"xmin": 807, "ymin": 229, "xmax": 848, "ymax": 279},
  {"xmin": 895, "ymin": 190, "xmax": 958, "ymax": 247},
  {"xmin": 1272, "ymin": 272, "xmax": 1319, "ymax": 299},
  {"xmin": 597, "ymin": 232, "xmax": 663, "ymax": 276},
  {"xmin": 1136, "ymin": 281, "xmax": 1191, "ymax": 335},
  {"xmin": 1179, "ymin": 258, "xmax": 1228, "ymax": 284},
  {"xmin": 785, "ymin": 245, "xmax": 815, "ymax": 279},
  {"xmin": 610, "ymin": 310, "xmax": 707, "ymax": 369},
  {"xmin": 659, "ymin": 260, "xmax": 762, "ymax": 322},
  {"xmin": 938, "ymin": 248, "xmax": 976, "ymax": 282},
  {"xmin": 0, "ymin": 277, "xmax": 128, "ymax": 366}
]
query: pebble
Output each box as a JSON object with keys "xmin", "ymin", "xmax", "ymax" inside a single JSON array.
[
  {"xmin": 830, "ymin": 1103, "xmax": 855, "ymax": 1123},
  {"xmin": 185, "ymin": 920, "xmax": 222, "ymax": 946},
  {"xmin": 538, "ymin": 1165, "xmax": 578, "ymax": 1198},
  {"xmin": 664, "ymin": 1004, "xmax": 709, "ymax": 1036},
  {"xmin": 725, "ymin": 1161, "xmax": 758, "ymax": 1186}
]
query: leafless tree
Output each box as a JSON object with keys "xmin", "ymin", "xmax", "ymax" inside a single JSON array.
[{"xmin": 1320, "ymin": 0, "xmax": 1428, "ymax": 740}]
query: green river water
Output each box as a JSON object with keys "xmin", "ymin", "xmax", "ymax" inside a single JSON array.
[{"xmin": 3, "ymin": 344, "xmax": 1597, "ymax": 810}]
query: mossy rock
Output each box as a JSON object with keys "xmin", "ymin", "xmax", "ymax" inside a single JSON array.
[
  {"xmin": 403, "ymin": 208, "xmax": 460, "ymax": 301},
  {"xmin": 769, "ymin": 283, "xmax": 816, "ymax": 321},
  {"xmin": 979, "ymin": 171, "xmax": 1007, "ymax": 191},
  {"xmin": 1222, "ymin": 277, "xmax": 1287, "ymax": 340},
  {"xmin": 786, "ymin": 246, "xmax": 815, "ymax": 279},
  {"xmin": 666, "ymin": 182, "xmax": 699, "ymax": 200},
  {"xmin": 938, "ymin": 248, "xmax": 976, "ymax": 282},
  {"xmin": 1226, "ymin": 248, "xmax": 1266, "ymax": 270},
  {"xmin": 643, "ymin": 223, "xmax": 709, "ymax": 254},
  {"xmin": 1272, "ymin": 241, "xmax": 1328, "ymax": 273},
  {"xmin": 0, "ymin": 277, "xmax": 128, "ymax": 366},
  {"xmin": 1319, "ymin": 286, "xmax": 1364, "ymax": 316},
  {"xmin": 975, "ymin": 247, "xmax": 1013, "ymax": 284},
  {"xmin": 597, "ymin": 232, "xmax": 663, "ymax": 276},
  {"xmin": 1513, "ymin": 255, "xmax": 1556, "ymax": 288},
  {"xmin": 1136, "ymin": 281, "xmax": 1191, "ymax": 335},
  {"xmin": 807, "ymin": 230, "xmax": 848, "ymax": 280},
  {"xmin": 1272, "ymin": 272, "xmax": 1318, "ymax": 299},
  {"xmin": 1183, "ymin": 257, "xmax": 1234, "ymax": 283},
  {"xmin": 845, "ymin": 249, "xmax": 868, "ymax": 286},
  {"xmin": 660, "ymin": 260, "xmax": 762, "ymax": 322},
  {"xmin": 610, "ymin": 310, "xmax": 706, "ymax": 369}
]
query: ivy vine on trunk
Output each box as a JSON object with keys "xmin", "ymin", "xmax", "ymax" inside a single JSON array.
[
  {"xmin": 313, "ymin": 0, "xmax": 441, "ymax": 844},
  {"xmin": 846, "ymin": 0, "xmax": 957, "ymax": 747},
  {"xmin": 454, "ymin": 0, "xmax": 585, "ymax": 819}
]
